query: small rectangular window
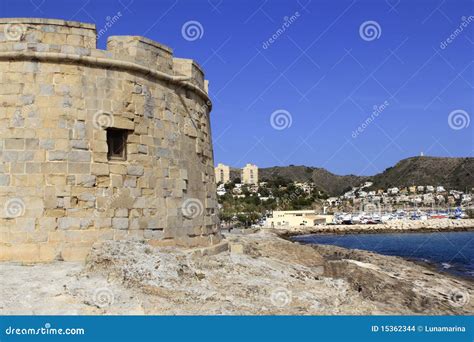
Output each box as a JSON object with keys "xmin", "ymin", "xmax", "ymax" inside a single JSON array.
[{"xmin": 107, "ymin": 129, "xmax": 127, "ymax": 161}]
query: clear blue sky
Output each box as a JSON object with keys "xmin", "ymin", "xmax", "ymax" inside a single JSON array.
[{"xmin": 2, "ymin": 0, "xmax": 473, "ymax": 175}]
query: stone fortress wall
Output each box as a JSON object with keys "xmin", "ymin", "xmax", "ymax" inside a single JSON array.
[{"xmin": 0, "ymin": 18, "xmax": 221, "ymax": 262}]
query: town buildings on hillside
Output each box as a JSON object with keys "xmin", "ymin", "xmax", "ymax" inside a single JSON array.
[
  {"xmin": 214, "ymin": 163, "xmax": 259, "ymax": 185},
  {"xmin": 326, "ymin": 182, "xmax": 473, "ymax": 209}
]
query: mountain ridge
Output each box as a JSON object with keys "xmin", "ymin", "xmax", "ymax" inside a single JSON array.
[{"xmin": 227, "ymin": 156, "xmax": 474, "ymax": 196}]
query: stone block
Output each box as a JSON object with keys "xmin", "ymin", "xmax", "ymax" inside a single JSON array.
[
  {"xmin": 127, "ymin": 165, "xmax": 144, "ymax": 176},
  {"xmin": 91, "ymin": 163, "xmax": 109, "ymax": 176},
  {"xmin": 5, "ymin": 138, "xmax": 25, "ymax": 150},
  {"xmin": 4, "ymin": 243, "xmax": 40, "ymax": 262},
  {"xmin": 69, "ymin": 151, "xmax": 91, "ymax": 162},
  {"xmin": 76, "ymin": 175, "xmax": 96, "ymax": 187},
  {"xmin": 110, "ymin": 174, "xmax": 123, "ymax": 187},
  {"xmin": 61, "ymin": 243, "xmax": 92, "ymax": 261},
  {"xmin": 112, "ymin": 218, "xmax": 129, "ymax": 229},
  {"xmin": 39, "ymin": 243, "xmax": 60, "ymax": 261},
  {"xmin": 144, "ymin": 229, "xmax": 164, "ymax": 240},
  {"xmin": 58, "ymin": 217, "xmax": 81, "ymax": 229}
]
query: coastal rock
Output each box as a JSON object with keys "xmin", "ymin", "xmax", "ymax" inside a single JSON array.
[
  {"xmin": 0, "ymin": 230, "xmax": 471, "ymax": 315},
  {"xmin": 314, "ymin": 243, "xmax": 473, "ymax": 314}
]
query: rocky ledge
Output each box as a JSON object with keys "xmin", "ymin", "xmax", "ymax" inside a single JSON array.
[{"xmin": 0, "ymin": 229, "xmax": 471, "ymax": 315}]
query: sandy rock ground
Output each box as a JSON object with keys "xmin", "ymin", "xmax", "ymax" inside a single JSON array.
[{"xmin": 0, "ymin": 230, "xmax": 472, "ymax": 315}]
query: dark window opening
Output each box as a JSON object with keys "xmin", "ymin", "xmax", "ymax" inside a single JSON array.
[{"xmin": 107, "ymin": 129, "xmax": 127, "ymax": 161}]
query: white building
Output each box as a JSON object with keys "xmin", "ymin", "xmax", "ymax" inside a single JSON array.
[
  {"xmin": 242, "ymin": 163, "xmax": 258, "ymax": 185},
  {"xmin": 326, "ymin": 197, "xmax": 340, "ymax": 206},
  {"xmin": 294, "ymin": 182, "xmax": 312, "ymax": 194},
  {"xmin": 266, "ymin": 210, "xmax": 331, "ymax": 228},
  {"xmin": 214, "ymin": 163, "xmax": 230, "ymax": 184},
  {"xmin": 362, "ymin": 181, "xmax": 373, "ymax": 188},
  {"xmin": 232, "ymin": 183, "xmax": 243, "ymax": 194},
  {"xmin": 388, "ymin": 187, "xmax": 399, "ymax": 195},
  {"xmin": 423, "ymin": 194, "xmax": 435, "ymax": 205},
  {"xmin": 216, "ymin": 183, "xmax": 226, "ymax": 196}
]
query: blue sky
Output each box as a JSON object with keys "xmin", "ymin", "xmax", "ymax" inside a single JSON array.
[{"xmin": 2, "ymin": 0, "xmax": 473, "ymax": 175}]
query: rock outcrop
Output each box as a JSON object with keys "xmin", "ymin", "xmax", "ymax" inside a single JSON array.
[{"xmin": 2, "ymin": 230, "xmax": 471, "ymax": 315}]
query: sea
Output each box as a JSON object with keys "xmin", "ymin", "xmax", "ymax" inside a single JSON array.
[{"xmin": 293, "ymin": 231, "xmax": 474, "ymax": 279}]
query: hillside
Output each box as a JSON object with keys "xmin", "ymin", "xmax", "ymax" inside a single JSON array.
[
  {"xmin": 370, "ymin": 156, "xmax": 474, "ymax": 191},
  {"xmin": 227, "ymin": 157, "xmax": 474, "ymax": 196},
  {"xmin": 259, "ymin": 166, "xmax": 367, "ymax": 196},
  {"xmin": 229, "ymin": 165, "xmax": 365, "ymax": 196}
]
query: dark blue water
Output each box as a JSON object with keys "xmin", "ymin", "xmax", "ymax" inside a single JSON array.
[{"xmin": 293, "ymin": 232, "xmax": 474, "ymax": 279}]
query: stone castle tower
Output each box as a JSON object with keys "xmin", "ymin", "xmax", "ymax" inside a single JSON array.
[{"xmin": 0, "ymin": 18, "xmax": 221, "ymax": 262}]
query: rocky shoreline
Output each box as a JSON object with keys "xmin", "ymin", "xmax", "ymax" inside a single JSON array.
[
  {"xmin": 0, "ymin": 228, "xmax": 472, "ymax": 315},
  {"xmin": 304, "ymin": 242, "xmax": 473, "ymax": 314},
  {"xmin": 276, "ymin": 219, "xmax": 474, "ymax": 283}
]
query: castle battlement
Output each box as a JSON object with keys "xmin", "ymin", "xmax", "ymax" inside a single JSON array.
[{"xmin": 0, "ymin": 18, "xmax": 208, "ymax": 97}]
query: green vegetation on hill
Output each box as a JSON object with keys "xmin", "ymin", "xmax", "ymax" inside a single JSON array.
[{"xmin": 228, "ymin": 157, "xmax": 473, "ymax": 196}]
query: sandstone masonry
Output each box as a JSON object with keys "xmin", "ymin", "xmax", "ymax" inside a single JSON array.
[{"xmin": 0, "ymin": 18, "xmax": 221, "ymax": 262}]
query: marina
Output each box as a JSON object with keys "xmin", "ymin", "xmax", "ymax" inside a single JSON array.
[{"xmin": 333, "ymin": 207, "xmax": 467, "ymax": 225}]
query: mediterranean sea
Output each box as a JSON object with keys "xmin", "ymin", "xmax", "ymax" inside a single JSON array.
[{"xmin": 293, "ymin": 231, "xmax": 474, "ymax": 279}]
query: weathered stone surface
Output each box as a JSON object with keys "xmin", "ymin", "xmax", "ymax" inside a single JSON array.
[
  {"xmin": 2, "ymin": 231, "xmax": 471, "ymax": 315},
  {"xmin": 127, "ymin": 165, "xmax": 144, "ymax": 176},
  {"xmin": 112, "ymin": 218, "xmax": 129, "ymax": 230}
]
